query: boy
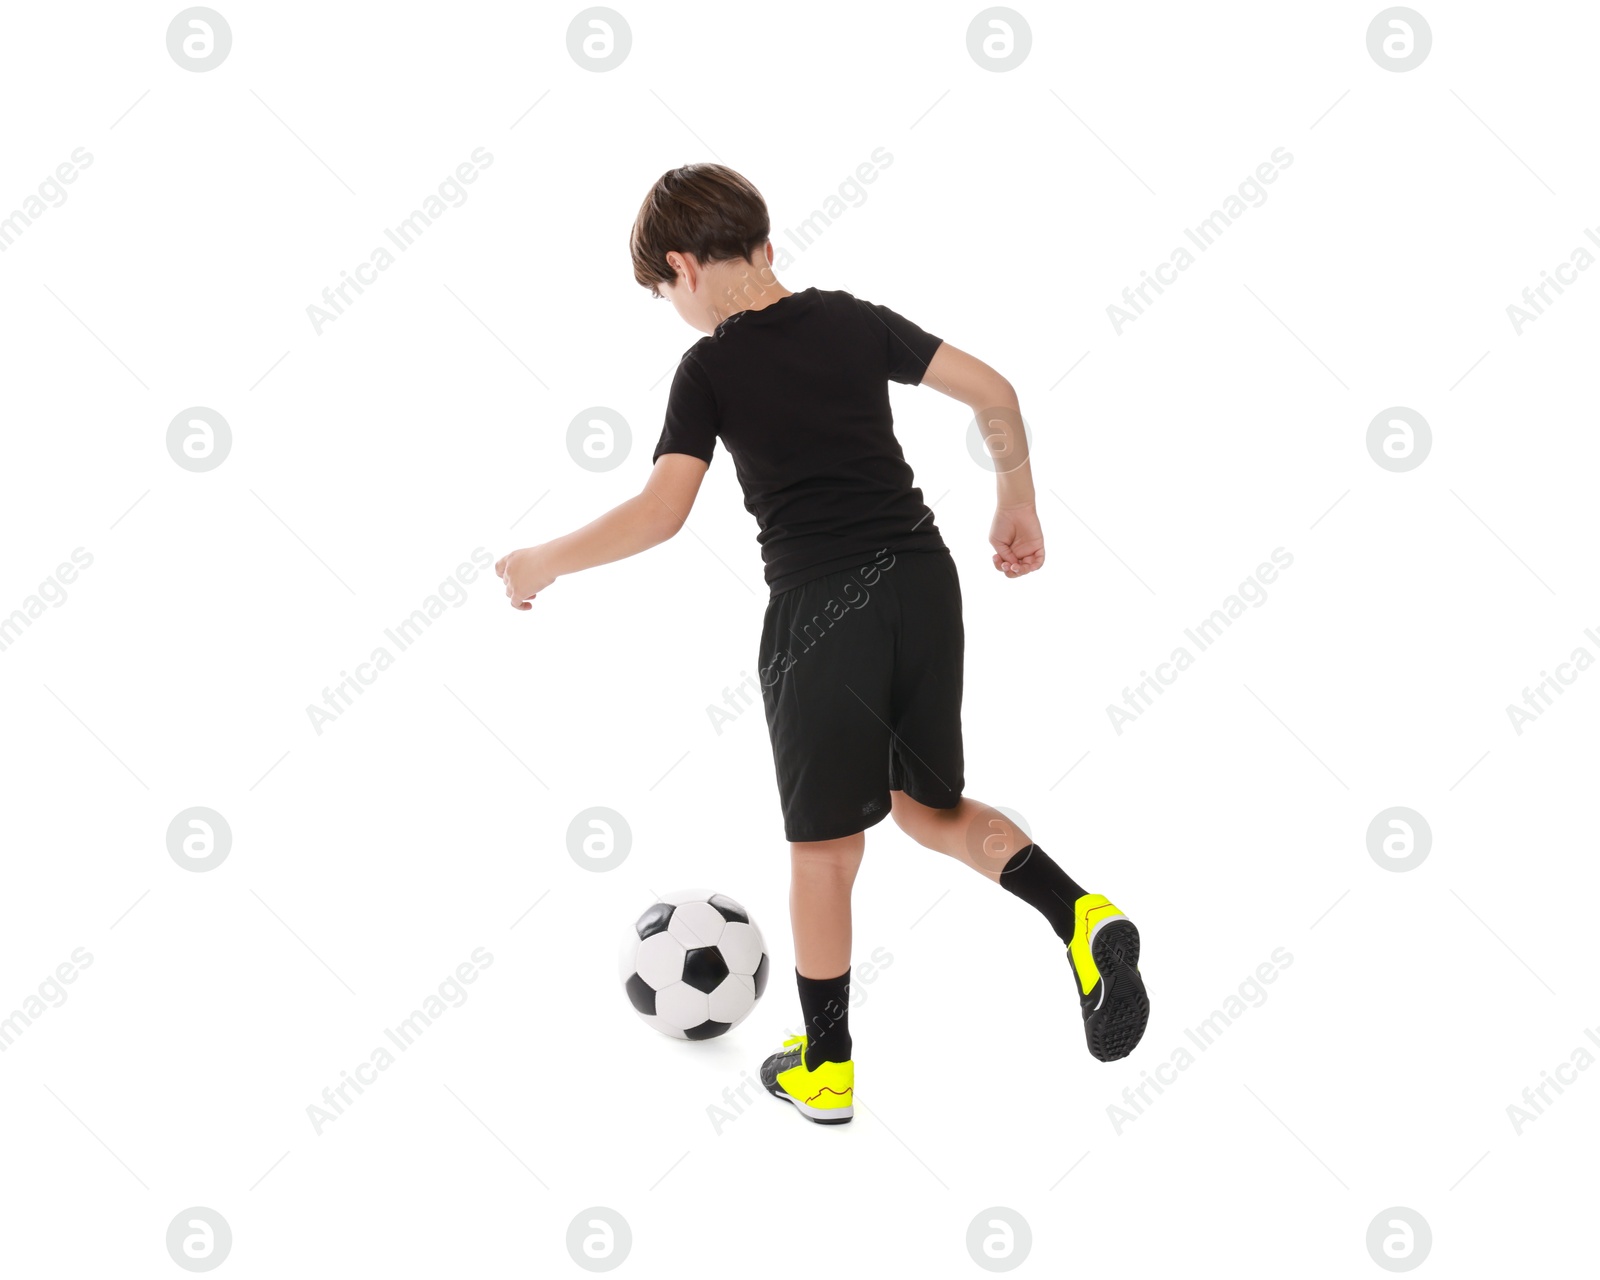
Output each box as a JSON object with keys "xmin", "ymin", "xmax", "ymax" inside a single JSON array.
[{"xmin": 496, "ymin": 164, "xmax": 1147, "ymax": 1125}]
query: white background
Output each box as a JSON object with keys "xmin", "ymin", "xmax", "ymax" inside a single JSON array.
[{"xmin": 2, "ymin": 1, "xmax": 1596, "ymax": 1275}]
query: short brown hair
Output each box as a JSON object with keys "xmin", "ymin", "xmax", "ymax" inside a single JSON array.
[{"xmin": 630, "ymin": 164, "xmax": 770, "ymax": 297}]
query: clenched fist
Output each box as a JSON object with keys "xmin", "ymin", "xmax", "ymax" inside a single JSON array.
[
  {"xmin": 495, "ymin": 546, "xmax": 558, "ymax": 609},
  {"xmin": 989, "ymin": 503, "xmax": 1045, "ymax": 577}
]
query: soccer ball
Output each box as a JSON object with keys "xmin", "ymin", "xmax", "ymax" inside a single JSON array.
[{"xmin": 619, "ymin": 890, "xmax": 769, "ymax": 1040}]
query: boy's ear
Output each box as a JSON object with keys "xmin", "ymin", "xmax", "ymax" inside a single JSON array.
[{"xmin": 664, "ymin": 250, "xmax": 698, "ymax": 291}]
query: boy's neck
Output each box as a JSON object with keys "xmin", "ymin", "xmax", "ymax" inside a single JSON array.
[{"xmin": 698, "ymin": 260, "xmax": 792, "ymax": 328}]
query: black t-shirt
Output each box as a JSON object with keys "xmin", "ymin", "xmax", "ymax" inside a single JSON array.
[{"xmin": 652, "ymin": 286, "xmax": 949, "ymax": 594}]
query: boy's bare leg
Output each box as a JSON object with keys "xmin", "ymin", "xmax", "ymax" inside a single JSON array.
[
  {"xmin": 787, "ymin": 833, "xmax": 864, "ymax": 1071},
  {"xmin": 890, "ymin": 789, "xmax": 1148, "ymax": 1061},
  {"xmin": 887, "ymin": 792, "xmax": 1032, "ymax": 881},
  {"xmin": 789, "ymin": 833, "xmax": 864, "ymax": 976},
  {"xmin": 890, "ymin": 788, "xmax": 1087, "ymax": 939}
]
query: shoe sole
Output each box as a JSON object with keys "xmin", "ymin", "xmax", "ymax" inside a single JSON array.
[
  {"xmin": 1084, "ymin": 918, "xmax": 1149, "ymax": 1062},
  {"xmin": 762, "ymin": 1073, "xmax": 853, "ymax": 1124},
  {"xmin": 788, "ymin": 1098, "xmax": 853, "ymax": 1124}
]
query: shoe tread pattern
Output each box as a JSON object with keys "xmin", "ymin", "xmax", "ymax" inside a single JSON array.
[{"xmin": 1083, "ymin": 919, "xmax": 1149, "ymax": 1062}]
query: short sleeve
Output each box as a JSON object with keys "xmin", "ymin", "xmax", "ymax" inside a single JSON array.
[
  {"xmin": 857, "ymin": 298, "xmax": 944, "ymax": 385},
  {"xmin": 652, "ymin": 355, "xmax": 718, "ymax": 465}
]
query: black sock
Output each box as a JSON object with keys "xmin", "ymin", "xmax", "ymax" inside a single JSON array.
[
  {"xmin": 998, "ymin": 844, "xmax": 1087, "ymax": 945},
  {"xmin": 795, "ymin": 968, "xmax": 852, "ymax": 1070}
]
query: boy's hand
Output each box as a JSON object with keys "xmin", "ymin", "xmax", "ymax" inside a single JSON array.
[
  {"xmin": 495, "ymin": 546, "xmax": 558, "ymax": 609},
  {"xmin": 990, "ymin": 503, "xmax": 1045, "ymax": 577}
]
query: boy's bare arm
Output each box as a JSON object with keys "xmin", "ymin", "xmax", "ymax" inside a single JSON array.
[
  {"xmin": 495, "ymin": 454, "xmax": 709, "ymax": 608},
  {"xmin": 920, "ymin": 343, "xmax": 1044, "ymax": 577}
]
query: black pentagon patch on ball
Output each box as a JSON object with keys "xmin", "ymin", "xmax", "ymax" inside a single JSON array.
[
  {"xmin": 708, "ymin": 893, "xmax": 748, "ymax": 924},
  {"xmin": 624, "ymin": 972, "xmax": 656, "ymax": 1016},
  {"xmin": 635, "ymin": 901, "xmax": 674, "ymax": 940},
  {"xmin": 682, "ymin": 946, "xmax": 729, "ymax": 994},
  {"xmin": 752, "ymin": 952, "xmax": 770, "ymax": 998},
  {"xmin": 683, "ymin": 1018, "xmax": 732, "ymax": 1041}
]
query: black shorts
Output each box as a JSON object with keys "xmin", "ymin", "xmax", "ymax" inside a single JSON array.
[{"xmin": 757, "ymin": 548, "xmax": 965, "ymax": 842}]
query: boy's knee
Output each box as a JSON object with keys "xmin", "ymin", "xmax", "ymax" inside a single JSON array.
[
  {"xmin": 890, "ymin": 790, "xmax": 954, "ymax": 837},
  {"xmin": 888, "ymin": 790, "xmax": 919, "ymax": 829}
]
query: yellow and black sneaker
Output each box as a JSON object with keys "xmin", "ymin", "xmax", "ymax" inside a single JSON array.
[
  {"xmin": 760, "ymin": 1036, "xmax": 854, "ymax": 1124},
  {"xmin": 1069, "ymin": 894, "xmax": 1149, "ymax": 1062}
]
